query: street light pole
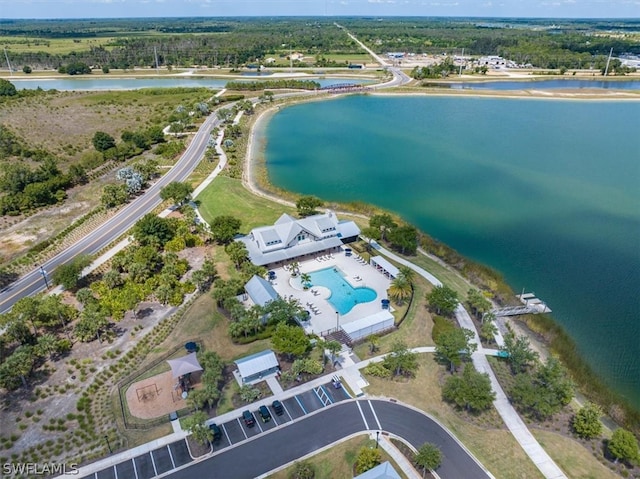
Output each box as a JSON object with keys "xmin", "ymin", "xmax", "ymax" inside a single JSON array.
[
  {"xmin": 335, "ymin": 311, "xmax": 339, "ymax": 332},
  {"xmin": 376, "ymin": 430, "xmax": 380, "ymax": 448},
  {"xmin": 37, "ymin": 265, "xmax": 50, "ymax": 289},
  {"xmin": 104, "ymin": 435, "xmax": 112, "ymax": 454}
]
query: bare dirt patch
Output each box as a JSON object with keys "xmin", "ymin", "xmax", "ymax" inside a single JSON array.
[{"xmin": 125, "ymin": 370, "xmax": 200, "ymax": 419}]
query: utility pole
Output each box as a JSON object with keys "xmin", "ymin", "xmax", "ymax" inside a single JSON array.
[
  {"xmin": 604, "ymin": 47, "xmax": 613, "ymax": 76},
  {"xmin": 3, "ymin": 47, "xmax": 13, "ymax": 76},
  {"xmin": 37, "ymin": 265, "xmax": 50, "ymax": 289}
]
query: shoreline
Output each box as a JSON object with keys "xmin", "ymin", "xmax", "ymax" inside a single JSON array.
[{"xmin": 242, "ymin": 90, "xmax": 640, "ymax": 418}]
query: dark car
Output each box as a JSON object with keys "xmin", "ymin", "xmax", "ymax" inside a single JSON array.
[
  {"xmin": 242, "ymin": 410, "xmax": 255, "ymax": 427},
  {"xmin": 258, "ymin": 405, "xmax": 272, "ymax": 423},
  {"xmin": 272, "ymin": 400, "xmax": 284, "ymax": 416},
  {"xmin": 209, "ymin": 423, "xmax": 222, "ymax": 441}
]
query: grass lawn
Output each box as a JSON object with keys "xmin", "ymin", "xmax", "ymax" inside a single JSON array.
[
  {"xmin": 365, "ymin": 355, "xmax": 544, "ymax": 479},
  {"xmin": 531, "ymin": 430, "xmax": 619, "ymax": 479},
  {"xmin": 196, "ymin": 176, "xmax": 296, "ymax": 232},
  {"xmin": 267, "ymin": 435, "xmax": 408, "ymax": 479}
]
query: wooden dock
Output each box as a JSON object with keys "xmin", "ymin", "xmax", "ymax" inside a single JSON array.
[{"xmin": 492, "ymin": 292, "xmax": 551, "ymax": 317}]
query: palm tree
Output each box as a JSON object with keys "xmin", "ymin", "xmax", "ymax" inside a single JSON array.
[
  {"xmin": 300, "ymin": 272, "xmax": 311, "ymax": 289},
  {"xmin": 388, "ymin": 276, "xmax": 412, "ymax": 305},
  {"xmin": 325, "ymin": 340, "xmax": 342, "ymax": 367},
  {"xmin": 398, "ymin": 265, "xmax": 416, "ymax": 286}
]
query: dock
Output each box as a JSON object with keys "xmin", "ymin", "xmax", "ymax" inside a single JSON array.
[{"xmin": 492, "ymin": 292, "xmax": 551, "ymax": 317}]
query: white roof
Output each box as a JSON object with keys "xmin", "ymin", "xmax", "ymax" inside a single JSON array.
[
  {"xmin": 342, "ymin": 310, "xmax": 394, "ymax": 336},
  {"xmin": 235, "ymin": 350, "xmax": 279, "ymax": 379},
  {"xmin": 370, "ymin": 256, "xmax": 400, "ymax": 278},
  {"xmin": 245, "ymin": 275, "xmax": 279, "ymax": 307},
  {"xmin": 354, "ymin": 461, "xmax": 401, "ymax": 479}
]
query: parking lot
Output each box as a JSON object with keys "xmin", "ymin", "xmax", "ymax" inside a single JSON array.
[{"xmin": 83, "ymin": 381, "xmax": 350, "ymax": 479}]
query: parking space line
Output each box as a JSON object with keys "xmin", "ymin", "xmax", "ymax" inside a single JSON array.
[
  {"xmin": 356, "ymin": 401, "xmax": 369, "ymax": 429},
  {"xmin": 167, "ymin": 445, "xmax": 176, "ymax": 468},
  {"xmin": 271, "ymin": 413, "xmax": 279, "ymax": 426},
  {"xmin": 321, "ymin": 385, "xmax": 334, "ymax": 404},
  {"xmin": 295, "ymin": 395, "xmax": 308, "ymax": 414},
  {"xmin": 238, "ymin": 418, "xmax": 248, "ymax": 439},
  {"xmin": 221, "ymin": 423, "xmax": 233, "ymax": 445},
  {"xmin": 282, "ymin": 402, "xmax": 293, "ymax": 421},
  {"xmin": 132, "ymin": 457, "xmax": 139, "ymax": 479},
  {"xmin": 150, "ymin": 450, "xmax": 158, "ymax": 477},
  {"xmin": 114, "ymin": 465, "xmax": 118, "ymax": 479},
  {"xmin": 368, "ymin": 400, "xmax": 382, "ymax": 430},
  {"xmin": 255, "ymin": 417, "xmax": 264, "ymax": 433}
]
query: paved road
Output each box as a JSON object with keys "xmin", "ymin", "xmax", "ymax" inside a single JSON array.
[
  {"xmin": 167, "ymin": 400, "xmax": 490, "ymax": 479},
  {"xmin": 0, "ymin": 113, "xmax": 221, "ymax": 314}
]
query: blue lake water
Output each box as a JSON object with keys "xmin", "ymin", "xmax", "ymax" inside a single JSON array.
[
  {"xmin": 309, "ymin": 267, "xmax": 377, "ymax": 315},
  {"xmin": 444, "ymin": 79, "xmax": 640, "ymax": 90},
  {"xmin": 264, "ymin": 95, "xmax": 640, "ymax": 409},
  {"xmin": 8, "ymin": 76, "xmax": 373, "ymax": 91}
]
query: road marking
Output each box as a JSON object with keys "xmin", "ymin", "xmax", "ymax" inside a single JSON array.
[
  {"xmin": 356, "ymin": 401, "xmax": 369, "ymax": 430},
  {"xmin": 113, "ymin": 465, "xmax": 118, "ymax": 479},
  {"xmin": 282, "ymin": 402, "xmax": 293, "ymax": 422},
  {"xmin": 238, "ymin": 418, "xmax": 248, "ymax": 439},
  {"xmin": 295, "ymin": 395, "xmax": 308, "ymax": 415},
  {"xmin": 271, "ymin": 412, "xmax": 279, "ymax": 426},
  {"xmin": 149, "ymin": 450, "xmax": 158, "ymax": 477},
  {"xmin": 167, "ymin": 444, "xmax": 176, "ymax": 468},
  {"xmin": 132, "ymin": 457, "xmax": 139, "ymax": 479},
  {"xmin": 255, "ymin": 416, "xmax": 264, "ymax": 433},
  {"xmin": 221, "ymin": 423, "xmax": 233, "ymax": 445},
  {"xmin": 367, "ymin": 400, "xmax": 382, "ymax": 430}
]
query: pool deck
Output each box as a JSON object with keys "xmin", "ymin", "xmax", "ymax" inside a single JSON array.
[{"xmin": 268, "ymin": 250, "xmax": 393, "ymax": 334}]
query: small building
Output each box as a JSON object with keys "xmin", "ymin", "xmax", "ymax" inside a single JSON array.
[
  {"xmin": 341, "ymin": 310, "xmax": 395, "ymax": 342},
  {"xmin": 234, "ymin": 349, "xmax": 279, "ymax": 384},
  {"xmin": 370, "ymin": 256, "xmax": 399, "ymax": 279},
  {"xmin": 244, "ymin": 275, "xmax": 279, "ymax": 307},
  {"xmin": 353, "ymin": 461, "xmax": 402, "ymax": 479}
]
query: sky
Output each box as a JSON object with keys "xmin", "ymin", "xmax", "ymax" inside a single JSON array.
[{"xmin": 0, "ymin": 0, "xmax": 638, "ymax": 20}]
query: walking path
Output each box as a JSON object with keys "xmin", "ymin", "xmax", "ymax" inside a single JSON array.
[{"xmin": 370, "ymin": 241, "xmax": 567, "ymax": 479}]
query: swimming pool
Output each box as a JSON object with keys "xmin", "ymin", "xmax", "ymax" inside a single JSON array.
[{"xmin": 308, "ymin": 267, "xmax": 377, "ymax": 315}]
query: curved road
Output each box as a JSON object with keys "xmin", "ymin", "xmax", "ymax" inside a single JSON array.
[
  {"xmin": 168, "ymin": 399, "xmax": 491, "ymax": 479},
  {"xmin": 0, "ymin": 112, "xmax": 221, "ymax": 314}
]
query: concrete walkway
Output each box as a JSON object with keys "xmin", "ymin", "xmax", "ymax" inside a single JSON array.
[{"xmin": 370, "ymin": 242, "xmax": 567, "ymax": 479}]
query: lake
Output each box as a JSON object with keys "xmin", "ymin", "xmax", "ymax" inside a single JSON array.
[
  {"xmin": 8, "ymin": 76, "xmax": 374, "ymax": 91},
  {"xmin": 263, "ymin": 95, "xmax": 640, "ymax": 409}
]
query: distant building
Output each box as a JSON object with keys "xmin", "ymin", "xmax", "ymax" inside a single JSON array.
[
  {"xmin": 477, "ymin": 55, "xmax": 507, "ymax": 68},
  {"xmin": 236, "ymin": 211, "xmax": 360, "ymax": 267}
]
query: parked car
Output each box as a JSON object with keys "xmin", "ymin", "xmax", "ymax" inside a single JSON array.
[
  {"xmin": 209, "ymin": 423, "xmax": 222, "ymax": 441},
  {"xmin": 272, "ymin": 400, "xmax": 284, "ymax": 416},
  {"xmin": 259, "ymin": 405, "xmax": 272, "ymax": 423},
  {"xmin": 242, "ymin": 410, "xmax": 255, "ymax": 427}
]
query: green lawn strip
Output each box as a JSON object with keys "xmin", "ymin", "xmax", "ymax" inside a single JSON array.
[
  {"xmin": 267, "ymin": 435, "xmax": 409, "ymax": 479},
  {"xmin": 365, "ymin": 355, "xmax": 544, "ymax": 479},
  {"xmin": 196, "ymin": 176, "xmax": 296, "ymax": 232}
]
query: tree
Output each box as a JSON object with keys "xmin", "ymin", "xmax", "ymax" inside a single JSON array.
[
  {"xmin": 368, "ymin": 334, "xmax": 380, "ymax": 354},
  {"xmin": 101, "ymin": 183, "xmax": 129, "ymax": 208},
  {"xmin": 290, "ymin": 461, "xmax": 315, "ymax": 479},
  {"xmin": 382, "ymin": 341, "xmax": 419, "ymax": 377},
  {"xmin": 398, "ymin": 265, "xmax": 416, "ymax": 286},
  {"xmin": 325, "ymin": 340, "xmax": 342, "ymax": 366},
  {"xmin": 133, "ymin": 214, "xmax": 176, "ymax": 247},
  {"xmin": 92, "ymin": 131, "xmax": 116, "ymax": 152},
  {"xmin": 182, "ymin": 411, "xmax": 213, "ymax": 445},
  {"xmin": 239, "ymin": 384, "xmax": 262, "ymax": 403},
  {"xmin": 510, "ymin": 357, "xmax": 574, "ymax": 420},
  {"xmin": 0, "ymin": 79, "xmax": 17, "ymax": 97},
  {"xmin": 434, "ymin": 327, "xmax": 476, "ymax": 373},
  {"xmin": 426, "ymin": 285, "xmax": 459, "ymax": 317},
  {"xmin": 608, "ymin": 428, "xmax": 639, "ymax": 464},
  {"xmin": 501, "ymin": 332, "xmax": 538, "ymax": 374},
  {"xmin": 295, "ymin": 196, "xmax": 323, "ymax": 217},
  {"xmin": 355, "ymin": 446, "xmax": 382, "ymax": 475},
  {"xmin": 572, "ymin": 402, "xmax": 603, "ymax": 439},
  {"xmin": 271, "ymin": 323, "xmax": 310, "ymax": 360},
  {"xmin": 225, "ymin": 241, "xmax": 249, "ymax": 269},
  {"xmin": 466, "ymin": 289, "xmax": 492, "ymax": 320},
  {"xmin": 442, "ymin": 365, "xmax": 495, "ymax": 412},
  {"xmin": 23, "ymin": 65, "xmax": 32, "ymax": 74},
  {"xmin": 0, "ymin": 346, "xmax": 35, "ymax": 389},
  {"xmin": 210, "ymin": 215, "xmax": 241, "ymax": 244},
  {"xmin": 74, "ymin": 305, "xmax": 109, "ymax": 342},
  {"xmin": 160, "ymin": 181, "xmax": 194, "ymax": 205},
  {"xmin": 370, "ymin": 214, "xmax": 396, "ymax": 242},
  {"xmin": 387, "ymin": 225, "xmax": 418, "ymax": 255},
  {"xmin": 52, "ymin": 255, "xmax": 90, "ymax": 290},
  {"xmin": 360, "ymin": 226, "xmax": 381, "ymax": 254},
  {"xmin": 479, "ymin": 320, "xmax": 498, "ymax": 344},
  {"xmin": 388, "ymin": 276, "xmax": 412, "ymax": 305},
  {"xmin": 415, "ymin": 443, "xmax": 443, "ymax": 477}
]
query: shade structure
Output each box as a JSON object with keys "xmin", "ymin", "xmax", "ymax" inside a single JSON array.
[{"xmin": 167, "ymin": 352, "xmax": 203, "ymax": 378}]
